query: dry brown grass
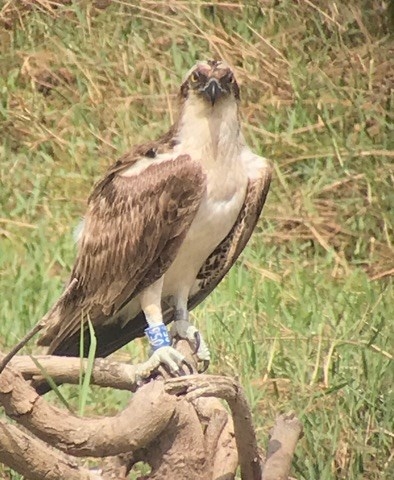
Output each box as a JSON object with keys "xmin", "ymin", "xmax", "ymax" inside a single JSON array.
[{"xmin": 0, "ymin": 1, "xmax": 392, "ymax": 479}]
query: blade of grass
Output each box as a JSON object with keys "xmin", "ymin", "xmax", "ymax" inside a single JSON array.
[
  {"xmin": 29, "ymin": 355, "xmax": 72, "ymax": 412},
  {"xmin": 78, "ymin": 316, "xmax": 97, "ymax": 416}
]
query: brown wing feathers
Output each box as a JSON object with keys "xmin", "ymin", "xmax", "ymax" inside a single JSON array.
[
  {"xmin": 38, "ymin": 154, "xmax": 206, "ymax": 356},
  {"xmin": 57, "ymin": 159, "xmax": 273, "ymax": 359}
]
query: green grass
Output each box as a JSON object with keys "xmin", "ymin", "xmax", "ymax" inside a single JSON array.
[{"xmin": 0, "ymin": 1, "xmax": 393, "ymax": 479}]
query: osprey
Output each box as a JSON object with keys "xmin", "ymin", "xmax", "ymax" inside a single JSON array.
[{"xmin": 37, "ymin": 60, "xmax": 272, "ymax": 382}]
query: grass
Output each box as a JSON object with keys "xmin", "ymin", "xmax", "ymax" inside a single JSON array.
[{"xmin": 0, "ymin": 1, "xmax": 393, "ymax": 479}]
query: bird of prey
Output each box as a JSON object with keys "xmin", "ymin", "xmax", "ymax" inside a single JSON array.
[{"xmin": 37, "ymin": 60, "xmax": 272, "ymax": 381}]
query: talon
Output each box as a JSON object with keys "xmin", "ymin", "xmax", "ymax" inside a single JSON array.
[
  {"xmin": 149, "ymin": 345, "xmax": 188, "ymax": 376},
  {"xmin": 163, "ymin": 364, "xmax": 179, "ymax": 377},
  {"xmin": 181, "ymin": 359, "xmax": 194, "ymax": 375},
  {"xmin": 193, "ymin": 331, "xmax": 201, "ymax": 354},
  {"xmin": 198, "ymin": 359, "xmax": 210, "ymax": 373}
]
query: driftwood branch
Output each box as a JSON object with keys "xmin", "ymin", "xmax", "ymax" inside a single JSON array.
[
  {"xmin": 0, "ymin": 361, "xmax": 175, "ymax": 457},
  {"xmin": 166, "ymin": 374, "xmax": 262, "ymax": 480},
  {"xmin": 9, "ymin": 354, "xmax": 159, "ymax": 391},
  {"xmin": 0, "ymin": 341, "xmax": 302, "ymax": 480},
  {"xmin": 0, "ymin": 347, "xmax": 238, "ymax": 479},
  {"xmin": 0, "ymin": 420, "xmax": 103, "ymax": 480},
  {"xmin": 263, "ymin": 412, "xmax": 303, "ymax": 480}
]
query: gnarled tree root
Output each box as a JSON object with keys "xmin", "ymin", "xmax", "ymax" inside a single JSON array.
[{"xmin": 0, "ymin": 345, "xmax": 302, "ymax": 480}]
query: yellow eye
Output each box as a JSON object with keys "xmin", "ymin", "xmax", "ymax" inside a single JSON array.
[{"xmin": 190, "ymin": 72, "xmax": 199, "ymax": 83}]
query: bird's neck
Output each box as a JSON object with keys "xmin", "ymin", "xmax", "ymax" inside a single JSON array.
[{"xmin": 174, "ymin": 97, "xmax": 242, "ymax": 166}]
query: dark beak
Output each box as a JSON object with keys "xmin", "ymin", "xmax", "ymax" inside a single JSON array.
[{"xmin": 202, "ymin": 79, "xmax": 222, "ymax": 106}]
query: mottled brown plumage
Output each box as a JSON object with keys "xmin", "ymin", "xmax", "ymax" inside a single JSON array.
[
  {"xmin": 37, "ymin": 60, "xmax": 273, "ymax": 385},
  {"xmin": 38, "ymin": 155, "xmax": 206, "ymax": 354}
]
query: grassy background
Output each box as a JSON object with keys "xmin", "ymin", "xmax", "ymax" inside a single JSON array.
[{"xmin": 0, "ymin": 1, "xmax": 393, "ymax": 479}]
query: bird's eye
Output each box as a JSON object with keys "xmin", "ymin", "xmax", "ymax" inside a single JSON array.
[
  {"xmin": 190, "ymin": 72, "xmax": 199, "ymax": 83},
  {"xmin": 227, "ymin": 73, "xmax": 234, "ymax": 83}
]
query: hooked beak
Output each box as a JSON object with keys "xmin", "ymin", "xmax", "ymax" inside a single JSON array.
[{"xmin": 202, "ymin": 78, "xmax": 222, "ymax": 106}]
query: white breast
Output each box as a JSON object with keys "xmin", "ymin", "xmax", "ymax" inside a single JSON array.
[{"xmin": 162, "ymin": 96, "xmax": 248, "ymax": 299}]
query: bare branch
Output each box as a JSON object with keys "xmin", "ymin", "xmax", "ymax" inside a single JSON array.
[
  {"xmin": 0, "ymin": 419, "xmax": 103, "ymax": 480},
  {"xmin": 0, "ymin": 363, "xmax": 175, "ymax": 457},
  {"xmin": 138, "ymin": 394, "xmax": 208, "ymax": 480},
  {"xmin": 262, "ymin": 412, "xmax": 303, "ymax": 480},
  {"xmin": 10, "ymin": 354, "xmax": 158, "ymax": 391},
  {"xmin": 167, "ymin": 341, "xmax": 239, "ymax": 478},
  {"xmin": 165, "ymin": 374, "xmax": 262, "ymax": 480},
  {"xmin": 0, "ymin": 342, "xmax": 301, "ymax": 479},
  {"xmin": 194, "ymin": 401, "xmax": 238, "ymax": 479}
]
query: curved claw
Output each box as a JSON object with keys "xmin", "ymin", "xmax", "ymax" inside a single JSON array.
[
  {"xmin": 181, "ymin": 359, "xmax": 194, "ymax": 375},
  {"xmin": 161, "ymin": 364, "xmax": 178, "ymax": 378},
  {"xmin": 198, "ymin": 359, "xmax": 210, "ymax": 374},
  {"xmin": 193, "ymin": 331, "xmax": 201, "ymax": 355}
]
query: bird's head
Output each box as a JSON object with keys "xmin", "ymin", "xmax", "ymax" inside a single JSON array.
[{"xmin": 180, "ymin": 60, "xmax": 239, "ymax": 107}]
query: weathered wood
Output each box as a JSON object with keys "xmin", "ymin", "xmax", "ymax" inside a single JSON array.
[
  {"xmin": 166, "ymin": 374, "xmax": 262, "ymax": 480},
  {"xmin": 0, "ymin": 361, "xmax": 175, "ymax": 457},
  {"xmin": 0, "ymin": 420, "xmax": 103, "ymax": 480},
  {"xmin": 262, "ymin": 412, "xmax": 303, "ymax": 480},
  {"xmin": 0, "ymin": 343, "xmax": 302, "ymax": 480},
  {"xmin": 10, "ymin": 354, "xmax": 159, "ymax": 391}
]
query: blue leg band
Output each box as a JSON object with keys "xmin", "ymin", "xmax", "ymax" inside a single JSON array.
[{"xmin": 145, "ymin": 323, "xmax": 171, "ymax": 351}]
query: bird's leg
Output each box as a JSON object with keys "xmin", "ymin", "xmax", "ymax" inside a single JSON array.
[
  {"xmin": 140, "ymin": 278, "xmax": 191, "ymax": 374},
  {"xmin": 171, "ymin": 307, "xmax": 211, "ymax": 373}
]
